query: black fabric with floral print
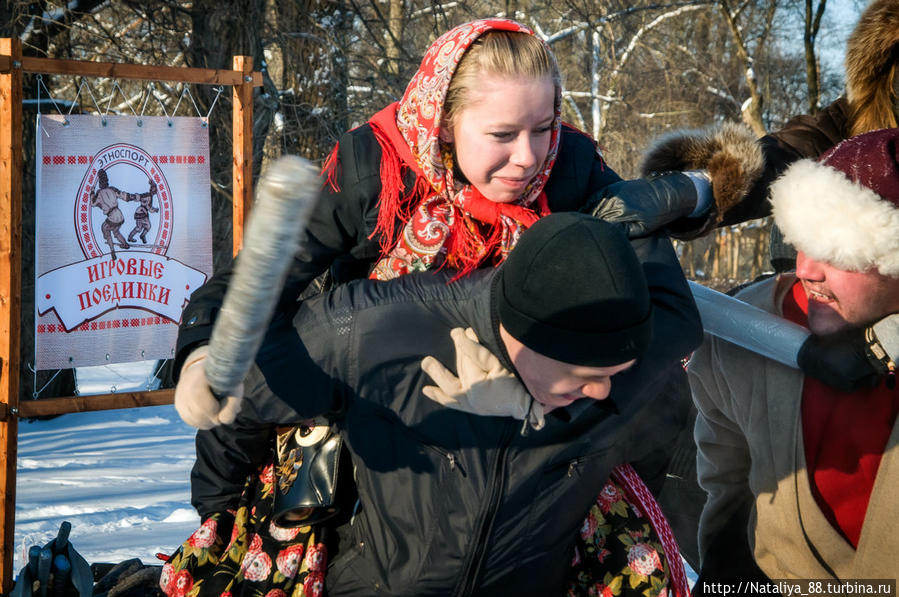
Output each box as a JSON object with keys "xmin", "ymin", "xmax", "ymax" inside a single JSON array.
[
  {"xmin": 161, "ymin": 460, "xmax": 326, "ymax": 597},
  {"xmin": 163, "ymin": 466, "xmax": 672, "ymax": 597},
  {"xmin": 568, "ymin": 480, "xmax": 672, "ymax": 597}
]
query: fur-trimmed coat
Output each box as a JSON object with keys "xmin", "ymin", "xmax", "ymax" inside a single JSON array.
[
  {"xmin": 640, "ymin": 104, "xmax": 848, "ymax": 239},
  {"xmin": 845, "ymin": 0, "xmax": 899, "ymax": 137},
  {"xmin": 690, "ymin": 275, "xmax": 899, "ymax": 579},
  {"xmin": 640, "ymin": 0, "xmax": 898, "ymax": 236}
]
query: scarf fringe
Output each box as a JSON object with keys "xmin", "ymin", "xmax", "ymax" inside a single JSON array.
[
  {"xmin": 369, "ymin": 123, "xmax": 432, "ymax": 254},
  {"xmin": 445, "ymin": 214, "xmax": 503, "ymax": 278},
  {"xmin": 446, "ymin": 192, "xmax": 550, "ymax": 277},
  {"xmin": 320, "ymin": 144, "xmax": 342, "ymax": 193}
]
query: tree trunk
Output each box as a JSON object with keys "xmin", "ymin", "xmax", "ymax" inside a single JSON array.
[
  {"xmin": 272, "ymin": 0, "xmax": 350, "ymax": 161},
  {"xmin": 385, "ymin": 0, "xmax": 405, "ymax": 78},
  {"xmin": 186, "ymin": 0, "xmax": 274, "ymax": 273},
  {"xmin": 718, "ymin": 0, "xmax": 771, "ymax": 136},
  {"xmin": 803, "ymin": 0, "xmax": 827, "ymax": 114}
]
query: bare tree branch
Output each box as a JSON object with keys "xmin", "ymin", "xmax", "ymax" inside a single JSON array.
[{"xmin": 19, "ymin": 0, "xmax": 110, "ymax": 53}]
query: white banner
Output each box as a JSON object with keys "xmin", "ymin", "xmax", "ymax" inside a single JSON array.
[{"xmin": 36, "ymin": 114, "xmax": 213, "ymax": 369}]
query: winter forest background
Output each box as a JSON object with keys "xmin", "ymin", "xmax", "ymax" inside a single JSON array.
[{"xmin": 3, "ymin": 0, "xmax": 864, "ymax": 572}]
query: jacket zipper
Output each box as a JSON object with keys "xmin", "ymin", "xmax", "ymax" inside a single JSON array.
[
  {"xmin": 424, "ymin": 443, "xmax": 457, "ymax": 471},
  {"xmin": 373, "ymin": 410, "xmax": 459, "ymax": 472},
  {"xmin": 453, "ymin": 421, "xmax": 515, "ymax": 597}
]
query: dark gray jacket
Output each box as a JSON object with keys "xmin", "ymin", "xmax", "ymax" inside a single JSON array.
[{"xmin": 192, "ymin": 234, "xmax": 702, "ymax": 597}]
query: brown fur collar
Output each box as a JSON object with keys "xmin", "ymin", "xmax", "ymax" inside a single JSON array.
[
  {"xmin": 845, "ymin": 0, "xmax": 899, "ymax": 135},
  {"xmin": 640, "ymin": 122, "xmax": 764, "ymax": 221}
]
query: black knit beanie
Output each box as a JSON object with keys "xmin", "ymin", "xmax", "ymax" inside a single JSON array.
[{"xmin": 496, "ymin": 213, "xmax": 652, "ymax": 367}]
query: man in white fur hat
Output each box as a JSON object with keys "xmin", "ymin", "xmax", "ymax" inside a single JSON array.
[{"xmin": 690, "ymin": 128, "xmax": 899, "ymax": 584}]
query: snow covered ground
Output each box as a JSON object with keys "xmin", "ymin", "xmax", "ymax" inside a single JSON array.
[{"xmin": 13, "ymin": 361, "xmax": 199, "ymax": 574}]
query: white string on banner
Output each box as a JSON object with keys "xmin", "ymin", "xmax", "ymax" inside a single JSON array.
[
  {"xmin": 35, "ymin": 75, "xmax": 68, "ymax": 118},
  {"xmin": 137, "ymin": 83, "xmax": 153, "ymax": 126},
  {"xmin": 204, "ymin": 86, "xmax": 225, "ymax": 127},
  {"xmin": 31, "ymin": 78, "xmax": 226, "ymax": 128},
  {"xmin": 146, "ymin": 82, "xmax": 175, "ymax": 124},
  {"xmin": 27, "ymin": 362, "xmax": 64, "ymax": 400},
  {"xmin": 169, "ymin": 86, "xmax": 188, "ymax": 122},
  {"xmin": 67, "ymin": 78, "xmax": 103, "ymax": 125},
  {"xmin": 103, "ymin": 81, "xmax": 140, "ymax": 125}
]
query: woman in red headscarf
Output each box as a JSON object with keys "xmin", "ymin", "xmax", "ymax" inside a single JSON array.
[{"xmin": 167, "ymin": 19, "xmax": 695, "ymax": 597}]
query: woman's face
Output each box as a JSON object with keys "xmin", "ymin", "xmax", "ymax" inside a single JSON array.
[{"xmin": 441, "ymin": 73, "xmax": 555, "ymax": 203}]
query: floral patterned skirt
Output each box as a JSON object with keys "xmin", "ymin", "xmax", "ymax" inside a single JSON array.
[
  {"xmin": 160, "ymin": 460, "xmax": 327, "ymax": 597},
  {"xmin": 163, "ymin": 459, "xmax": 683, "ymax": 597},
  {"xmin": 568, "ymin": 476, "xmax": 678, "ymax": 597}
]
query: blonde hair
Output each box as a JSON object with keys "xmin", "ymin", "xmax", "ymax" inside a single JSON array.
[{"xmin": 443, "ymin": 30, "xmax": 560, "ymax": 127}]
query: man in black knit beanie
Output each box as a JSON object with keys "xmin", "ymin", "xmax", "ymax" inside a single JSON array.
[{"xmin": 177, "ymin": 212, "xmax": 702, "ymax": 596}]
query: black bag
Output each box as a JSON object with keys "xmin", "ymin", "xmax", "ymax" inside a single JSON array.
[{"xmin": 271, "ymin": 421, "xmax": 344, "ymax": 527}]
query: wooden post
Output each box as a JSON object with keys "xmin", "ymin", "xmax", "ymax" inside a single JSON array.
[
  {"xmin": 0, "ymin": 38, "xmax": 23, "ymax": 594},
  {"xmin": 232, "ymin": 56, "xmax": 253, "ymax": 256}
]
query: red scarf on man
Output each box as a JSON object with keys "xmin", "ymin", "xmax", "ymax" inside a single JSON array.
[{"xmin": 784, "ymin": 280, "xmax": 899, "ymax": 548}]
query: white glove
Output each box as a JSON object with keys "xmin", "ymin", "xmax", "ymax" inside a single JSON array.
[
  {"xmin": 421, "ymin": 328, "xmax": 544, "ymax": 430},
  {"xmin": 174, "ymin": 345, "xmax": 244, "ymax": 429}
]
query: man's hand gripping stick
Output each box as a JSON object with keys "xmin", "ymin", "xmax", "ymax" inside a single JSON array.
[{"xmin": 175, "ymin": 156, "xmax": 320, "ymax": 429}]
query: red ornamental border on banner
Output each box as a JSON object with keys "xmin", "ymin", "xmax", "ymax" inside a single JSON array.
[
  {"xmin": 37, "ymin": 316, "xmax": 174, "ymax": 333},
  {"xmin": 43, "ymin": 154, "xmax": 204, "ymax": 165}
]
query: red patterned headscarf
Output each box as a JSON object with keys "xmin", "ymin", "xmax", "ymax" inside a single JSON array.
[{"xmin": 323, "ymin": 19, "xmax": 562, "ymax": 280}]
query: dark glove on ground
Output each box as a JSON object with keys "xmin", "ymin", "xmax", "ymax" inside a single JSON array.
[
  {"xmin": 589, "ymin": 173, "xmax": 699, "ymax": 238},
  {"xmin": 798, "ymin": 327, "xmax": 890, "ymax": 393}
]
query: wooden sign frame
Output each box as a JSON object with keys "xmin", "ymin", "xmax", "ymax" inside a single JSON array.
[{"xmin": 0, "ymin": 39, "xmax": 263, "ymax": 593}]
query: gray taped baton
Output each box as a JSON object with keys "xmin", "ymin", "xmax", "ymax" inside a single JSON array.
[
  {"xmin": 204, "ymin": 156, "xmax": 320, "ymax": 398},
  {"xmin": 689, "ymin": 281, "xmax": 809, "ymax": 369}
]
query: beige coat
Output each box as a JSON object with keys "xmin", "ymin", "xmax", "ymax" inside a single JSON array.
[{"xmin": 690, "ymin": 274, "xmax": 899, "ymax": 579}]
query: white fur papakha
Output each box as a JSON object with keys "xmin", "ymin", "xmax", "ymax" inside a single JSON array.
[{"xmin": 771, "ymin": 158, "xmax": 899, "ymax": 276}]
